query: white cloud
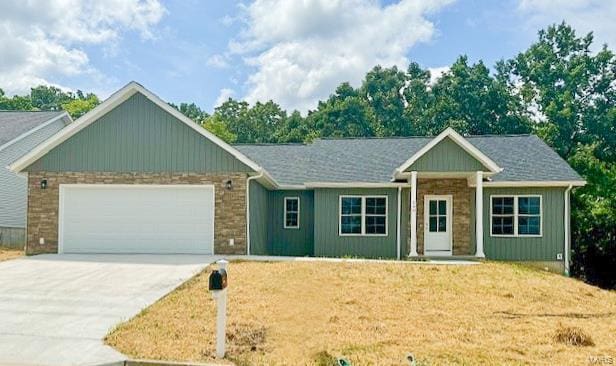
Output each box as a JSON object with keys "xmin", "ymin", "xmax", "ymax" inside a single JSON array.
[
  {"xmin": 206, "ymin": 54, "xmax": 229, "ymax": 69},
  {"xmin": 518, "ymin": 0, "xmax": 616, "ymax": 49},
  {"xmin": 214, "ymin": 88, "xmax": 235, "ymax": 108},
  {"xmin": 0, "ymin": 0, "xmax": 166, "ymax": 95},
  {"xmin": 230, "ymin": 0, "xmax": 454, "ymax": 112},
  {"xmin": 428, "ymin": 66, "xmax": 450, "ymax": 84}
]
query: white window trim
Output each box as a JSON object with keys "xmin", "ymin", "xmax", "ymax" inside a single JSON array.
[
  {"xmin": 338, "ymin": 195, "xmax": 388, "ymax": 237},
  {"xmin": 283, "ymin": 197, "xmax": 300, "ymax": 229},
  {"xmin": 489, "ymin": 194, "xmax": 543, "ymax": 238}
]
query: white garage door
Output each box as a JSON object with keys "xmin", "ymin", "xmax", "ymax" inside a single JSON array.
[{"xmin": 59, "ymin": 185, "xmax": 215, "ymax": 254}]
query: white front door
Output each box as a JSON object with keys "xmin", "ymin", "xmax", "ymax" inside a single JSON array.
[{"xmin": 423, "ymin": 195, "xmax": 452, "ymax": 256}]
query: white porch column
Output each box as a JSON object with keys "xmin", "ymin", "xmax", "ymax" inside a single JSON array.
[
  {"xmin": 410, "ymin": 171, "xmax": 418, "ymax": 257},
  {"xmin": 475, "ymin": 171, "xmax": 485, "ymax": 258}
]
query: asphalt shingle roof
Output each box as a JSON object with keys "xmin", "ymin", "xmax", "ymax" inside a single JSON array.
[
  {"xmin": 0, "ymin": 111, "xmax": 65, "ymax": 147},
  {"xmin": 235, "ymin": 135, "xmax": 583, "ymax": 185}
]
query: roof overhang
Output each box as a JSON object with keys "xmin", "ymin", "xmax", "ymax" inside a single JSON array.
[
  {"xmin": 0, "ymin": 112, "xmax": 72, "ymax": 155},
  {"xmin": 392, "ymin": 127, "xmax": 502, "ymax": 180},
  {"xmin": 469, "ymin": 180, "xmax": 587, "ymax": 188},
  {"xmin": 8, "ymin": 82, "xmax": 272, "ymax": 180},
  {"xmin": 305, "ymin": 182, "xmax": 410, "ymax": 188}
]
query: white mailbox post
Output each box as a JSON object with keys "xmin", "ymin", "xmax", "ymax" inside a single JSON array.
[{"xmin": 208, "ymin": 259, "xmax": 228, "ymax": 358}]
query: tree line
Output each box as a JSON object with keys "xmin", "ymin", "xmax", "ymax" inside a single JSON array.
[{"xmin": 1, "ymin": 23, "xmax": 613, "ymax": 287}]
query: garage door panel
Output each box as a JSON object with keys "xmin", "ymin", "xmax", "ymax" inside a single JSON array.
[{"xmin": 60, "ymin": 185, "xmax": 214, "ymax": 254}]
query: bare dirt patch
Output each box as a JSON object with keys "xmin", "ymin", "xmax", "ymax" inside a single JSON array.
[
  {"xmin": 0, "ymin": 247, "xmax": 23, "ymax": 262},
  {"xmin": 106, "ymin": 261, "xmax": 616, "ymax": 365}
]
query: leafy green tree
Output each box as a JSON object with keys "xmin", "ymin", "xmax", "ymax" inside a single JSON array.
[
  {"xmin": 0, "ymin": 89, "xmax": 33, "ymax": 110},
  {"xmin": 62, "ymin": 93, "xmax": 100, "ymax": 119},
  {"xmin": 427, "ymin": 56, "xmax": 531, "ymax": 135},
  {"xmin": 30, "ymin": 85, "xmax": 72, "ymax": 110},
  {"xmin": 246, "ymin": 101, "xmax": 287, "ymax": 143},
  {"xmin": 401, "ymin": 62, "xmax": 433, "ymax": 136},
  {"xmin": 505, "ymin": 22, "xmax": 616, "ymax": 160},
  {"xmin": 506, "ymin": 23, "xmax": 616, "ymax": 287},
  {"xmin": 201, "ymin": 114, "xmax": 237, "ymax": 143},
  {"xmin": 275, "ymin": 110, "xmax": 314, "ymax": 143},
  {"xmin": 361, "ymin": 65, "xmax": 411, "ymax": 136},
  {"xmin": 306, "ymin": 82, "xmax": 376, "ymax": 138}
]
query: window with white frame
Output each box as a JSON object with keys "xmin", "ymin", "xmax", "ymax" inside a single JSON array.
[
  {"xmin": 340, "ymin": 196, "xmax": 387, "ymax": 235},
  {"xmin": 491, "ymin": 195, "xmax": 541, "ymax": 236},
  {"xmin": 284, "ymin": 197, "xmax": 300, "ymax": 229}
]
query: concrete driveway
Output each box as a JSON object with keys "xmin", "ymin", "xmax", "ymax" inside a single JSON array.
[{"xmin": 0, "ymin": 254, "xmax": 214, "ymax": 366}]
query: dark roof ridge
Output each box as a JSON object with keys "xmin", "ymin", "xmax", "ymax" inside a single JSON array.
[{"xmin": 315, "ymin": 133, "xmax": 534, "ymax": 141}]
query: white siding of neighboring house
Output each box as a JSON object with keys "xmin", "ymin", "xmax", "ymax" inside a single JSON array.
[{"xmin": 0, "ymin": 119, "xmax": 68, "ymax": 228}]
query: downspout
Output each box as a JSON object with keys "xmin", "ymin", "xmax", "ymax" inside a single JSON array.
[
  {"xmin": 564, "ymin": 184, "xmax": 573, "ymax": 276},
  {"xmin": 396, "ymin": 186, "xmax": 402, "ymax": 260},
  {"xmin": 246, "ymin": 170, "xmax": 265, "ymax": 256}
]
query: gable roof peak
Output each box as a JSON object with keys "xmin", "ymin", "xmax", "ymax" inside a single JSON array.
[
  {"xmin": 393, "ymin": 127, "xmax": 502, "ymax": 177},
  {"xmin": 8, "ymin": 82, "xmax": 271, "ymax": 181}
]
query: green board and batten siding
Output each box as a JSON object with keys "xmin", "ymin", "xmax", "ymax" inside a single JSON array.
[
  {"xmin": 406, "ymin": 137, "xmax": 487, "ymax": 172},
  {"xmin": 314, "ymin": 188, "xmax": 402, "ymax": 259},
  {"xmin": 470, "ymin": 187, "xmax": 566, "ymax": 261},
  {"xmin": 269, "ymin": 190, "xmax": 314, "ymax": 256},
  {"xmin": 249, "ymin": 180, "xmax": 270, "ymax": 255},
  {"xmin": 26, "ymin": 93, "xmax": 252, "ymax": 173},
  {"xmin": 249, "ymin": 182, "xmax": 314, "ymax": 256}
]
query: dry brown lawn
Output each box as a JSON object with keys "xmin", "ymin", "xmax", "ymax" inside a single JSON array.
[
  {"xmin": 106, "ymin": 261, "xmax": 616, "ymax": 365},
  {"xmin": 0, "ymin": 247, "xmax": 23, "ymax": 262}
]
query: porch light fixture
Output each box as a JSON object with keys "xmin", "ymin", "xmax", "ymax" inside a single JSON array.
[
  {"xmin": 225, "ymin": 179, "xmax": 233, "ymax": 190},
  {"xmin": 40, "ymin": 179, "xmax": 48, "ymax": 189}
]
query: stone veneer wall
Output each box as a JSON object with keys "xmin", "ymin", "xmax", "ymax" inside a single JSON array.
[
  {"xmin": 413, "ymin": 178, "xmax": 473, "ymax": 255},
  {"xmin": 26, "ymin": 172, "xmax": 247, "ymax": 255}
]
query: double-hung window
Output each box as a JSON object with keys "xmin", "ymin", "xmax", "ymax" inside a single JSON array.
[
  {"xmin": 339, "ymin": 196, "xmax": 387, "ymax": 236},
  {"xmin": 284, "ymin": 197, "xmax": 300, "ymax": 229},
  {"xmin": 490, "ymin": 195, "xmax": 541, "ymax": 237}
]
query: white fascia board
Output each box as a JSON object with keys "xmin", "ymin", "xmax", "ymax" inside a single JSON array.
[
  {"xmin": 278, "ymin": 184, "xmax": 308, "ymax": 190},
  {"xmin": 470, "ymin": 180, "xmax": 587, "ymax": 188},
  {"xmin": 305, "ymin": 182, "xmax": 410, "ymax": 188},
  {"xmin": 8, "ymin": 82, "xmax": 271, "ymax": 180},
  {"xmin": 0, "ymin": 112, "xmax": 72, "ymax": 154},
  {"xmin": 393, "ymin": 127, "xmax": 502, "ymax": 177}
]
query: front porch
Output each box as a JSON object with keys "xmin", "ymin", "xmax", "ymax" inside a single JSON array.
[
  {"xmin": 392, "ymin": 129, "xmax": 500, "ymax": 259},
  {"xmin": 403, "ymin": 173, "xmax": 486, "ymax": 259}
]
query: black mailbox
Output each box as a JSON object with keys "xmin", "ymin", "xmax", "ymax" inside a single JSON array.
[{"xmin": 209, "ymin": 268, "xmax": 227, "ymax": 290}]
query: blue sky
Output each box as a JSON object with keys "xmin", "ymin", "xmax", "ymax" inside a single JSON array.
[{"xmin": 2, "ymin": 0, "xmax": 615, "ymax": 113}]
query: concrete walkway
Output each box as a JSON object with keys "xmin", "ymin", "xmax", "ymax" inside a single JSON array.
[{"xmin": 0, "ymin": 254, "xmax": 214, "ymax": 366}]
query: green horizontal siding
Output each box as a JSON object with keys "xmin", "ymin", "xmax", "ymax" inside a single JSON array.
[
  {"xmin": 249, "ymin": 180, "xmax": 270, "ymax": 255},
  {"xmin": 314, "ymin": 188, "xmax": 399, "ymax": 259},
  {"xmin": 26, "ymin": 92, "xmax": 252, "ymax": 173},
  {"xmin": 478, "ymin": 187, "xmax": 566, "ymax": 261},
  {"xmin": 407, "ymin": 137, "xmax": 486, "ymax": 172},
  {"xmin": 269, "ymin": 190, "xmax": 314, "ymax": 256}
]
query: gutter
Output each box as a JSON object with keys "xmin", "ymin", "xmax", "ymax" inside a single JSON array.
[
  {"xmin": 564, "ymin": 184, "xmax": 573, "ymax": 276},
  {"xmin": 245, "ymin": 170, "xmax": 265, "ymax": 256}
]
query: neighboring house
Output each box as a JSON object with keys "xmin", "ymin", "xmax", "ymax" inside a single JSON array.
[
  {"xmin": 0, "ymin": 111, "xmax": 72, "ymax": 248},
  {"xmin": 9, "ymin": 82, "xmax": 585, "ymax": 274}
]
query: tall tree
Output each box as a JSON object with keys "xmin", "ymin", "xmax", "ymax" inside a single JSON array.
[
  {"xmin": 361, "ymin": 65, "xmax": 411, "ymax": 136},
  {"xmin": 505, "ymin": 22, "xmax": 616, "ymax": 161},
  {"xmin": 306, "ymin": 82, "xmax": 376, "ymax": 138},
  {"xmin": 427, "ymin": 56, "xmax": 531, "ymax": 135},
  {"xmin": 506, "ymin": 23, "xmax": 616, "ymax": 287},
  {"xmin": 62, "ymin": 92, "xmax": 99, "ymax": 119},
  {"xmin": 30, "ymin": 85, "xmax": 72, "ymax": 110}
]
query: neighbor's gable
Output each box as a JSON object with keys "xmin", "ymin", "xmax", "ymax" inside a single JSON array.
[
  {"xmin": 405, "ymin": 136, "xmax": 488, "ymax": 172},
  {"xmin": 25, "ymin": 92, "xmax": 253, "ymax": 173}
]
